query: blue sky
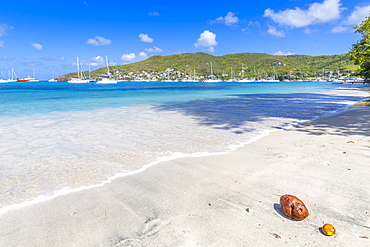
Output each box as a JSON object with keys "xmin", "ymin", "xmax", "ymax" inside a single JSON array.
[{"xmin": 1, "ymin": 0, "xmax": 370, "ymax": 79}]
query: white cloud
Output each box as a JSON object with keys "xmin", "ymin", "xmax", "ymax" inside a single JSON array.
[
  {"xmin": 0, "ymin": 23, "xmax": 14, "ymax": 36},
  {"xmin": 139, "ymin": 52, "xmax": 148, "ymax": 58},
  {"xmin": 332, "ymin": 5, "xmax": 370, "ymax": 33},
  {"xmin": 31, "ymin": 43, "xmax": 43, "ymax": 50},
  {"xmin": 139, "ymin": 33, "xmax": 154, "ymax": 43},
  {"xmin": 42, "ymin": 56, "xmax": 66, "ymax": 61},
  {"xmin": 303, "ymin": 27, "xmax": 319, "ymax": 34},
  {"xmin": 121, "ymin": 53, "xmax": 136, "ymax": 61},
  {"xmin": 78, "ymin": 56, "xmax": 116, "ymax": 67},
  {"xmin": 215, "ymin": 12, "xmax": 239, "ymax": 26},
  {"xmin": 148, "ymin": 11, "xmax": 159, "ymax": 16},
  {"xmin": 267, "ymin": 26, "xmax": 286, "ymax": 37},
  {"xmin": 264, "ymin": 0, "xmax": 343, "ymax": 28},
  {"xmin": 0, "ymin": 40, "xmax": 4, "ymax": 47},
  {"xmin": 89, "ymin": 56, "xmax": 105, "ymax": 66},
  {"xmin": 120, "ymin": 52, "xmax": 149, "ymax": 63},
  {"xmin": 343, "ymin": 5, "xmax": 370, "ymax": 25},
  {"xmin": 145, "ymin": 46, "xmax": 163, "ymax": 53},
  {"xmin": 331, "ymin": 25, "xmax": 348, "ymax": 33},
  {"xmin": 86, "ymin": 36, "xmax": 112, "ymax": 46},
  {"xmin": 248, "ymin": 21, "xmax": 261, "ymax": 27},
  {"xmin": 274, "ymin": 50, "xmax": 296, "ymax": 56},
  {"xmin": 194, "ymin": 30, "xmax": 218, "ymax": 52}
]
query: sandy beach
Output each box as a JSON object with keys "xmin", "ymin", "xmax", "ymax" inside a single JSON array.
[{"xmin": 1, "ymin": 106, "xmax": 369, "ymax": 246}]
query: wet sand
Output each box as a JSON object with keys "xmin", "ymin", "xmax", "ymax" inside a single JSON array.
[{"xmin": 1, "ymin": 107, "xmax": 370, "ymax": 246}]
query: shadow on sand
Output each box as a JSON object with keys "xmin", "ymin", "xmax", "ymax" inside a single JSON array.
[
  {"xmin": 155, "ymin": 93, "xmax": 369, "ymax": 136},
  {"xmin": 291, "ymin": 107, "xmax": 370, "ymax": 137}
]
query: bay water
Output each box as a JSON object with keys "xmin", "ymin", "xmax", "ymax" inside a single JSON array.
[{"xmin": 0, "ymin": 80, "xmax": 367, "ymax": 212}]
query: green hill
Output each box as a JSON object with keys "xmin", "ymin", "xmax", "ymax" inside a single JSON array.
[{"xmin": 57, "ymin": 52, "xmax": 358, "ymax": 81}]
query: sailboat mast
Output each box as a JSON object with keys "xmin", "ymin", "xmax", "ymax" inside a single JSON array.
[
  {"xmin": 88, "ymin": 64, "xmax": 91, "ymax": 79},
  {"xmin": 106, "ymin": 55, "xmax": 110, "ymax": 76},
  {"xmin": 77, "ymin": 57, "xmax": 80, "ymax": 78},
  {"xmin": 242, "ymin": 63, "xmax": 244, "ymax": 79},
  {"xmin": 12, "ymin": 68, "xmax": 17, "ymax": 80}
]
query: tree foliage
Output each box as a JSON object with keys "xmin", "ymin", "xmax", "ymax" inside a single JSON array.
[
  {"xmin": 349, "ymin": 15, "xmax": 370, "ymax": 79},
  {"xmin": 59, "ymin": 52, "xmax": 357, "ymax": 81}
]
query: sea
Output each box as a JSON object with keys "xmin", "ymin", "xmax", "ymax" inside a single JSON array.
[{"xmin": 0, "ymin": 80, "xmax": 368, "ymax": 213}]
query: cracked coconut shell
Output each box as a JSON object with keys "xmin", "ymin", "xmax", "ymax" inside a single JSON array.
[{"xmin": 280, "ymin": 194, "xmax": 309, "ymax": 221}]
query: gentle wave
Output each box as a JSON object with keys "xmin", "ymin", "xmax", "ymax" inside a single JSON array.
[{"xmin": 0, "ymin": 82, "xmax": 368, "ymax": 214}]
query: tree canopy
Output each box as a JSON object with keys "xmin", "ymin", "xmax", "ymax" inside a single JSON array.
[
  {"xmin": 59, "ymin": 52, "xmax": 357, "ymax": 81},
  {"xmin": 349, "ymin": 15, "xmax": 370, "ymax": 79}
]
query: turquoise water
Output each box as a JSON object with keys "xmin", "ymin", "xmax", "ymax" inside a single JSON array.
[
  {"xmin": 0, "ymin": 80, "xmax": 359, "ymax": 117},
  {"xmin": 0, "ymin": 80, "xmax": 367, "ymax": 211}
]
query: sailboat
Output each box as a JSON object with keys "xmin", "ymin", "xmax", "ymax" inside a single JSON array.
[
  {"xmin": 48, "ymin": 71, "xmax": 57, "ymax": 82},
  {"xmin": 17, "ymin": 76, "xmax": 39, "ymax": 82},
  {"xmin": 226, "ymin": 68, "xmax": 236, "ymax": 82},
  {"xmin": 203, "ymin": 62, "xmax": 221, "ymax": 83},
  {"xmin": 96, "ymin": 56, "xmax": 118, "ymax": 84},
  {"xmin": 2, "ymin": 68, "xmax": 18, "ymax": 83},
  {"xmin": 68, "ymin": 57, "xmax": 90, "ymax": 83},
  {"xmin": 17, "ymin": 70, "xmax": 39, "ymax": 82},
  {"xmin": 260, "ymin": 66, "xmax": 279, "ymax": 82},
  {"xmin": 239, "ymin": 63, "xmax": 252, "ymax": 82},
  {"xmin": 0, "ymin": 71, "xmax": 8, "ymax": 83},
  {"xmin": 182, "ymin": 69, "xmax": 198, "ymax": 82}
]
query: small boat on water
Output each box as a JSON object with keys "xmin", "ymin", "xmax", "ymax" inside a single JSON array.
[
  {"xmin": 96, "ymin": 56, "xmax": 117, "ymax": 84},
  {"xmin": 238, "ymin": 78, "xmax": 253, "ymax": 83},
  {"xmin": 68, "ymin": 77, "xmax": 90, "ymax": 83},
  {"xmin": 68, "ymin": 57, "xmax": 90, "ymax": 83},
  {"xmin": 97, "ymin": 76, "xmax": 118, "ymax": 84},
  {"xmin": 17, "ymin": 69, "xmax": 39, "ymax": 82},
  {"xmin": 17, "ymin": 76, "xmax": 39, "ymax": 82},
  {"xmin": 203, "ymin": 78, "xmax": 221, "ymax": 83},
  {"xmin": 48, "ymin": 71, "xmax": 58, "ymax": 82},
  {"xmin": 203, "ymin": 62, "xmax": 221, "ymax": 83},
  {"xmin": 1, "ymin": 68, "xmax": 18, "ymax": 83}
]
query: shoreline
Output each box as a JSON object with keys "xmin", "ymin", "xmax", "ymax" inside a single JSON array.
[
  {"xmin": 1, "ymin": 105, "xmax": 369, "ymax": 245},
  {"xmin": 0, "ymin": 87, "xmax": 367, "ymax": 216}
]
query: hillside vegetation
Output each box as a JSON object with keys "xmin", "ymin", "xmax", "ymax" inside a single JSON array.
[{"xmin": 58, "ymin": 52, "xmax": 358, "ymax": 81}]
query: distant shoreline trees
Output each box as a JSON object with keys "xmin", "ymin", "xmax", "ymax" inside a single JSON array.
[{"xmin": 349, "ymin": 15, "xmax": 370, "ymax": 80}]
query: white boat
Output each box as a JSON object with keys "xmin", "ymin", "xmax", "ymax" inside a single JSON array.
[
  {"xmin": 0, "ymin": 70, "xmax": 8, "ymax": 83},
  {"xmin": 96, "ymin": 56, "xmax": 117, "ymax": 84},
  {"xmin": 203, "ymin": 78, "xmax": 221, "ymax": 83},
  {"xmin": 18, "ymin": 69, "xmax": 39, "ymax": 82},
  {"xmin": 239, "ymin": 63, "xmax": 253, "ymax": 82},
  {"xmin": 182, "ymin": 69, "xmax": 199, "ymax": 82},
  {"xmin": 17, "ymin": 76, "xmax": 39, "ymax": 82},
  {"xmin": 182, "ymin": 79, "xmax": 198, "ymax": 82},
  {"xmin": 68, "ymin": 77, "xmax": 90, "ymax": 83},
  {"xmin": 260, "ymin": 79, "xmax": 279, "ymax": 82},
  {"xmin": 49, "ymin": 71, "xmax": 57, "ymax": 82},
  {"xmin": 203, "ymin": 62, "xmax": 221, "ymax": 83},
  {"xmin": 238, "ymin": 79, "xmax": 253, "ymax": 82},
  {"xmin": 68, "ymin": 57, "xmax": 90, "ymax": 83},
  {"xmin": 2, "ymin": 68, "xmax": 18, "ymax": 83},
  {"xmin": 97, "ymin": 76, "xmax": 118, "ymax": 84}
]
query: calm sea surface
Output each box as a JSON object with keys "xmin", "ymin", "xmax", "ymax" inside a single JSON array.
[{"xmin": 0, "ymin": 80, "xmax": 368, "ymax": 212}]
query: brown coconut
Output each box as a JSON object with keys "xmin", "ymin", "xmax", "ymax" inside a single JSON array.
[{"xmin": 280, "ymin": 194, "xmax": 309, "ymax": 221}]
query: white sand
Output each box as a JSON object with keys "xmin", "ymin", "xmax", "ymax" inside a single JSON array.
[{"xmin": 0, "ymin": 107, "xmax": 369, "ymax": 246}]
